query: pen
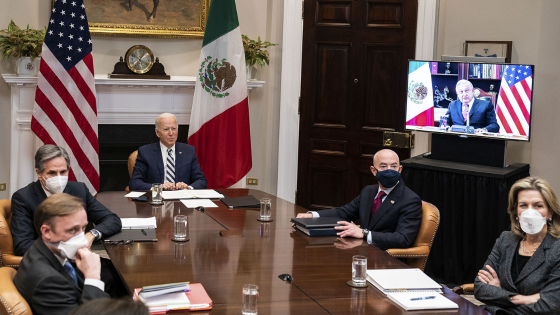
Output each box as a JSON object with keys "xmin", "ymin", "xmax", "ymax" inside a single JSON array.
[
  {"xmin": 141, "ymin": 229, "xmax": 147, "ymax": 236},
  {"xmin": 410, "ymin": 296, "xmax": 436, "ymax": 301}
]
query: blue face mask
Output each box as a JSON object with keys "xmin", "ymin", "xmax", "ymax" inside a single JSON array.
[{"xmin": 375, "ymin": 169, "xmax": 401, "ymax": 188}]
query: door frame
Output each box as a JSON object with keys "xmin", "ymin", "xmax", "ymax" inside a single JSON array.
[{"xmin": 276, "ymin": 0, "xmax": 439, "ymax": 203}]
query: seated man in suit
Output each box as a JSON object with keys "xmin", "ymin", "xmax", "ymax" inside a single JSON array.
[
  {"xmin": 11, "ymin": 145, "xmax": 122, "ymax": 256},
  {"xmin": 297, "ymin": 149, "xmax": 422, "ymax": 249},
  {"xmin": 445, "ymin": 79, "xmax": 499, "ymax": 133},
  {"xmin": 15, "ymin": 193, "xmax": 110, "ymax": 315},
  {"xmin": 129, "ymin": 113, "xmax": 207, "ymax": 191}
]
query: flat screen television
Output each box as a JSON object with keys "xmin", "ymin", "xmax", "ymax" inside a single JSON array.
[{"xmin": 405, "ymin": 60, "xmax": 534, "ymax": 141}]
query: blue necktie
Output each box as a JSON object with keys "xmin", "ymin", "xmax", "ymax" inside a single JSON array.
[
  {"xmin": 64, "ymin": 261, "xmax": 78, "ymax": 285},
  {"xmin": 166, "ymin": 148, "xmax": 175, "ymax": 184}
]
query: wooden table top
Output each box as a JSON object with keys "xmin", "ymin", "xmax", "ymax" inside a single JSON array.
[{"xmin": 98, "ymin": 189, "xmax": 488, "ymax": 314}]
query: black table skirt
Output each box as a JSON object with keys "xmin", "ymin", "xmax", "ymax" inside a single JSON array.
[{"xmin": 401, "ymin": 155, "xmax": 530, "ymax": 286}]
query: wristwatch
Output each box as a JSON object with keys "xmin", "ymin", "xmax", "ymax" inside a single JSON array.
[
  {"xmin": 90, "ymin": 229, "xmax": 102, "ymax": 240},
  {"xmin": 362, "ymin": 228, "xmax": 370, "ymax": 240}
]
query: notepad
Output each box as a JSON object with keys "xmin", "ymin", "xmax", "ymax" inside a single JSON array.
[
  {"xmin": 120, "ymin": 217, "xmax": 157, "ymax": 229},
  {"xmin": 366, "ymin": 268, "xmax": 442, "ymax": 294},
  {"xmin": 386, "ymin": 292, "xmax": 458, "ymax": 311},
  {"xmin": 180, "ymin": 199, "xmax": 218, "ymax": 208},
  {"xmin": 134, "ymin": 283, "xmax": 212, "ymax": 314},
  {"xmin": 161, "ymin": 189, "xmax": 224, "ymax": 200}
]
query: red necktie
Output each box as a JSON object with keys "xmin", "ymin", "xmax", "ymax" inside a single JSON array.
[
  {"xmin": 371, "ymin": 191, "xmax": 386, "ymax": 218},
  {"xmin": 462, "ymin": 103, "xmax": 469, "ymax": 122}
]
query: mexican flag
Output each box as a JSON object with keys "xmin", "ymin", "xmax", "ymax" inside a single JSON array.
[
  {"xmin": 406, "ymin": 61, "xmax": 434, "ymax": 126},
  {"xmin": 188, "ymin": 0, "xmax": 252, "ymax": 188}
]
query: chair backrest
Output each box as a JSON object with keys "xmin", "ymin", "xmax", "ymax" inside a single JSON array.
[
  {"xmin": 412, "ymin": 201, "xmax": 440, "ymax": 249},
  {"xmin": 386, "ymin": 201, "xmax": 440, "ymax": 271},
  {"xmin": 0, "ymin": 267, "xmax": 32, "ymax": 315},
  {"xmin": 128, "ymin": 150, "xmax": 139, "ymax": 178},
  {"xmin": 0, "ymin": 200, "xmax": 23, "ymax": 268}
]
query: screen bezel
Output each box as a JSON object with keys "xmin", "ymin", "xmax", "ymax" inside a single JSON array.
[{"xmin": 404, "ymin": 60, "xmax": 534, "ymax": 142}]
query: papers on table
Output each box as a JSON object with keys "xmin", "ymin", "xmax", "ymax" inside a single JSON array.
[
  {"xmin": 180, "ymin": 199, "xmax": 218, "ymax": 208},
  {"xmin": 134, "ymin": 283, "xmax": 212, "ymax": 313},
  {"xmin": 366, "ymin": 268, "xmax": 442, "ymax": 293},
  {"xmin": 124, "ymin": 191, "xmax": 146, "ymax": 198},
  {"xmin": 386, "ymin": 292, "xmax": 458, "ymax": 311},
  {"xmin": 121, "ymin": 217, "xmax": 157, "ymax": 229},
  {"xmin": 161, "ymin": 189, "xmax": 224, "ymax": 200}
]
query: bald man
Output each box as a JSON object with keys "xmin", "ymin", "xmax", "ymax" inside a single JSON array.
[
  {"xmin": 297, "ymin": 149, "xmax": 422, "ymax": 249},
  {"xmin": 129, "ymin": 113, "xmax": 207, "ymax": 191}
]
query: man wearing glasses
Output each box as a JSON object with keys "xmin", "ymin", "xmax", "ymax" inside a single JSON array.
[{"xmin": 297, "ymin": 149, "xmax": 422, "ymax": 249}]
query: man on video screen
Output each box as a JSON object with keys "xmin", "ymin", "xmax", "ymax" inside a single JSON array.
[{"xmin": 445, "ymin": 79, "xmax": 499, "ymax": 133}]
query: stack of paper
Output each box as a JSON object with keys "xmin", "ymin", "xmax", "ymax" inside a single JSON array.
[
  {"xmin": 161, "ymin": 189, "xmax": 225, "ymax": 200},
  {"xmin": 121, "ymin": 217, "xmax": 157, "ymax": 229},
  {"xmin": 134, "ymin": 283, "xmax": 212, "ymax": 314},
  {"xmin": 367, "ymin": 269, "xmax": 457, "ymax": 311},
  {"xmin": 386, "ymin": 292, "xmax": 458, "ymax": 311},
  {"xmin": 366, "ymin": 268, "xmax": 442, "ymax": 293}
]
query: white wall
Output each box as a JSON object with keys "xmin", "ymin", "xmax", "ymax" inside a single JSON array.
[
  {"xmin": 435, "ymin": 0, "xmax": 560, "ymax": 188},
  {"xmin": 0, "ymin": 0, "xmax": 283, "ymax": 198}
]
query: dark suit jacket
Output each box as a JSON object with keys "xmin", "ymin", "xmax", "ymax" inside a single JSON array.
[
  {"xmin": 474, "ymin": 231, "xmax": 560, "ymax": 315},
  {"xmin": 318, "ymin": 181, "xmax": 422, "ymax": 249},
  {"xmin": 11, "ymin": 181, "xmax": 122, "ymax": 256},
  {"xmin": 14, "ymin": 239, "xmax": 109, "ymax": 315},
  {"xmin": 445, "ymin": 99, "xmax": 499, "ymax": 132},
  {"xmin": 129, "ymin": 142, "xmax": 207, "ymax": 191}
]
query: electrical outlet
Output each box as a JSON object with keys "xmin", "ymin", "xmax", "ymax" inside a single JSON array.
[
  {"xmin": 246, "ymin": 178, "xmax": 258, "ymax": 185},
  {"xmin": 0, "ymin": 183, "xmax": 6, "ymax": 191}
]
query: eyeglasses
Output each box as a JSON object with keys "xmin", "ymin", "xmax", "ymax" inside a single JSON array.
[
  {"xmin": 105, "ymin": 239, "xmax": 133, "ymax": 245},
  {"xmin": 375, "ymin": 164, "xmax": 399, "ymax": 171}
]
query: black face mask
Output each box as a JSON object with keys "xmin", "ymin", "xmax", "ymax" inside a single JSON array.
[{"xmin": 374, "ymin": 168, "xmax": 401, "ymax": 188}]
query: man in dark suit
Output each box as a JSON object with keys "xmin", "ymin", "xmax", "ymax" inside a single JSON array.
[
  {"xmin": 129, "ymin": 113, "xmax": 207, "ymax": 191},
  {"xmin": 445, "ymin": 79, "xmax": 499, "ymax": 133},
  {"xmin": 15, "ymin": 193, "xmax": 110, "ymax": 315},
  {"xmin": 11, "ymin": 145, "xmax": 122, "ymax": 256},
  {"xmin": 297, "ymin": 149, "xmax": 422, "ymax": 249}
]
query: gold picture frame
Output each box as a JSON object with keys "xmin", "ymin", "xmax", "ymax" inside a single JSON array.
[{"xmin": 52, "ymin": 0, "xmax": 210, "ymax": 38}]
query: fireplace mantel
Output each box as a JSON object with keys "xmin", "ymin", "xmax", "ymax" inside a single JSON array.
[{"xmin": 3, "ymin": 74, "xmax": 264, "ymax": 195}]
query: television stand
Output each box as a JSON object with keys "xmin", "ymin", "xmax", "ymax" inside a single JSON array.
[{"xmin": 430, "ymin": 133, "xmax": 507, "ymax": 167}]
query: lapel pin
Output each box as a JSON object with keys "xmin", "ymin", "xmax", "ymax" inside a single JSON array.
[
  {"xmin": 391, "ymin": 200, "xmax": 395, "ymax": 204},
  {"xmin": 179, "ymin": 152, "xmax": 182, "ymax": 154}
]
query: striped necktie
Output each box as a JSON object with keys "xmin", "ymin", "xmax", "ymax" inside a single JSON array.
[
  {"xmin": 462, "ymin": 103, "xmax": 469, "ymax": 122},
  {"xmin": 166, "ymin": 148, "xmax": 175, "ymax": 184}
]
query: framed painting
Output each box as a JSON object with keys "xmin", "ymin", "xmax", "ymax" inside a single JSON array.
[
  {"xmin": 52, "ymin": 0, "xmax": 211, "ymax": 38},
  {"xmin": 464, "ymin": 41, "xmax": 512, "ymax": 63}
]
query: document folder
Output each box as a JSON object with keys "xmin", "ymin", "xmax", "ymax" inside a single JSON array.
[
  {"xmin": 220, "ymin": 195, "xmax": 261, "ymax": 208},
  {"xmin": 104, "ymin": 228, "xmax": 157, "ymax": 242},
  {"xmin": 291, "ymin": 217, "xmax": 343, "ymax": 237}
]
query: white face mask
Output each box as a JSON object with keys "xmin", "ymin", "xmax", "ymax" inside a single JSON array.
[
  {"xmin": 519, "ymin": 208, "xmax": 547, "ymax": 235},
  {"xmin": 48, "ymin": 232, "xmax": 88, "ymax": 259},
  {"xmin": 44, "ymin": 176, "xmax": 68, "ymax": 194}
]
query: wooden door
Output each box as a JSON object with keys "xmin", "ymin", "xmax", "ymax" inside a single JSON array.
[{"xmin": 297, "ymin": 0, "xmax": 418, "ymax": 210}]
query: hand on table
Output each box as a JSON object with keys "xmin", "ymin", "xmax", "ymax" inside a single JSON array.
[
  {"xmin": 296, "ymin": 213, "xmax": 313, "ymax": 218},
  {"xmin": 162, "ymin": 182, "xmax": 176, "ymax": 190},
  {"xmin": 175, "ymin": 182, "xmax": 191, "ymax": 190},
  {"xmin": 511, "ymin": 293, "xmax": 541, "ymax": 305},
  {"xmin": 335, "ymin": 221, "xmax": 362, "ymax": 238}
]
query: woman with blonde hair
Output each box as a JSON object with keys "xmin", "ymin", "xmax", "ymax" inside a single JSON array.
[{"xmin": 474, "ymin": 176, "xmax": 560, "ymax": 314}]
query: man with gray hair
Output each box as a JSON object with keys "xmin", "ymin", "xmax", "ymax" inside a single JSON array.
[
  {"xmin": 129, "ymin": 113, "xmax": 207, "ymax": 191},
  {"xmin": 444, "ymin": 79, "xmax": 499, "ymax": 133},
  {"xmin": 11, "ymin": 144, "xmax": 122, "ymax": 256}
]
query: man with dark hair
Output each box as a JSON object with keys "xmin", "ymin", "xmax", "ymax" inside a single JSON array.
[
  {"xmin": 15, "ymin": 193, "xmax": 110, "ymax": 315},
  {"xmin": 11, "ymin": 144, "xmax": 121, "ymax": 256},
  {"xmin": 129, "ymin": 113, "xmax": 207, "ymax": 191}
]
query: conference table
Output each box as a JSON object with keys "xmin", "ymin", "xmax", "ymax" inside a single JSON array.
[{"xmin": 97, "ymin": 189, "xmax": 489, "ymax": 314}]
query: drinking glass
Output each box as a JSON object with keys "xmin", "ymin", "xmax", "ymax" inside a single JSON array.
[
  {"xmin": 352, "ymin": 255, "xmax": 367, "ymax": 286},
  {"xmin": 152, "ymin": 183, "xmax": 163, "ymax": 204},
  {"xmin": 173, "ymin": 215, "xmax": 187, "ymax": 241},
  {"xmin": 259, "ymin": 198, "xmax": 271, "ymax": 221},
  {"xmin": 242, "ymin": 284, "xmax": 259, "ymax": 315}
]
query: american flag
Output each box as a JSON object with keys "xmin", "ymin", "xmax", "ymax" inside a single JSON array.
[
  {"xmin": 496, "ymin": 65, "xmax": 533, "ymax": 138},
  {"xmin": 31, "ymin": 0, "xmax": 99, "ymax": 194}
]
